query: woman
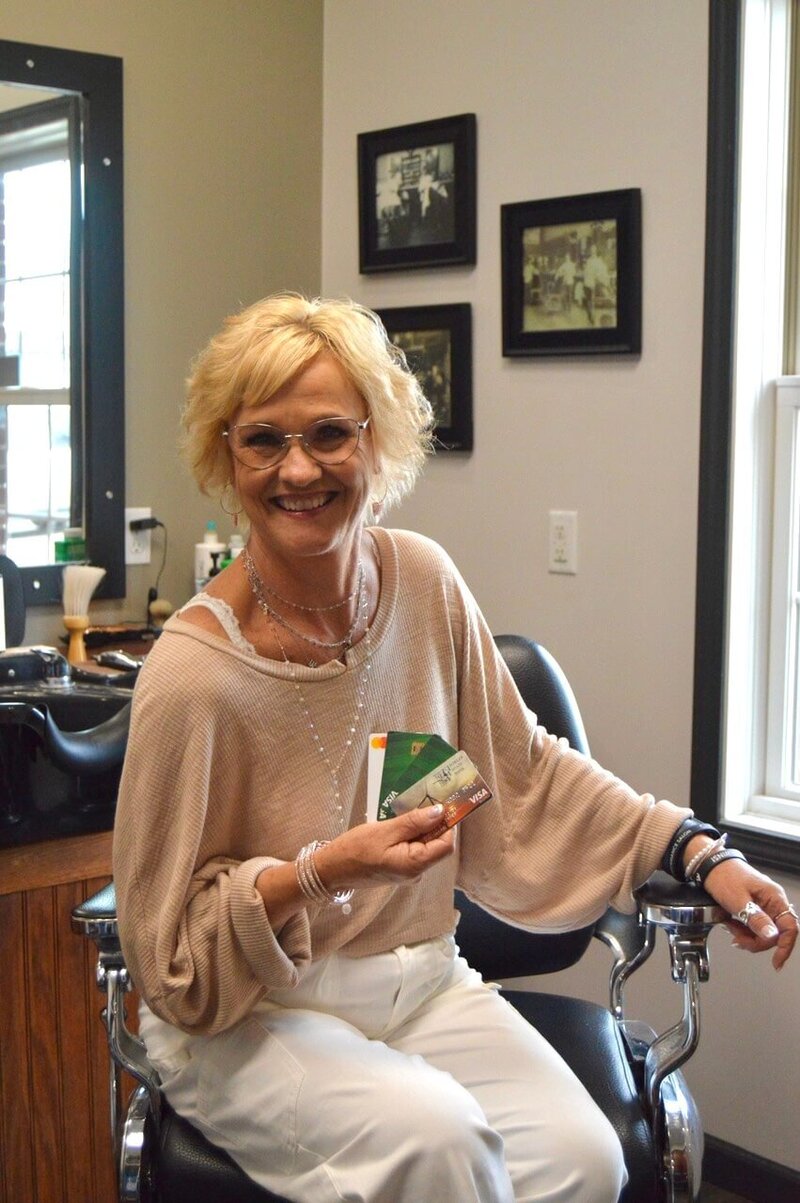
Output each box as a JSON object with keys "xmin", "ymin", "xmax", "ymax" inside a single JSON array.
[{"xmin": 114, "ymin": 293, "xmax": 797, "ymax": 1203}]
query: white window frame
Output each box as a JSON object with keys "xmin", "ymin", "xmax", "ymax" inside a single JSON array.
[
  {"xmin": 721, "ymin": 0, "xmax": 800, "ymax": 845},
  {"xmin": 759, "ymin": 378, "xmax": 800, "ymax": 815}
]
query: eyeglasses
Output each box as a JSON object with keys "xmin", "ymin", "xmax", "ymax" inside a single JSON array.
[{"xmin": 224, "ymin": 416, "xmax": 370, "ymax": 470}]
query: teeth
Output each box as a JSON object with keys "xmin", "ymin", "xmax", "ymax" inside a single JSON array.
[{"xmin": 275, "ymin": 494, "xmax": 330, "ymax": 512}]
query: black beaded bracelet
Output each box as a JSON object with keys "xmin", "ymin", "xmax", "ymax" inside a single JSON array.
[
  {"xmin": 694, "ymin": 847, "xmax": 746, "ymax": 885},
  {"xmin": 661, "ymin": 818, "xmax": 721, "ymax": 880}
]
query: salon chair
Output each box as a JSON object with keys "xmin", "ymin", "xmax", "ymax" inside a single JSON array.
[{"xmin": 72, "ymin": 634, "xmax": 725, "ymax": 1203}]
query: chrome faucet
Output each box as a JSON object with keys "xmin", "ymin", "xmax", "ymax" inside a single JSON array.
[
  {"xmin": 30, "ymin": 646, "xmax": 72, "ymax": 683},
  {"xmin": 0, "ymin": 646, "xmax": 72, "ymax": 685}
]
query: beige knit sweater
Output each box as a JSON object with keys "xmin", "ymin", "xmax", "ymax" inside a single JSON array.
[{"xmin": 113, "ymin": 527, "xmax": 688, "ymax": 1036}]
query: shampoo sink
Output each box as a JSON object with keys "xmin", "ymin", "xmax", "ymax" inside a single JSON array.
[{"xmin": 0, "ymin": 668, "xmax": 133, "ymax": 849}]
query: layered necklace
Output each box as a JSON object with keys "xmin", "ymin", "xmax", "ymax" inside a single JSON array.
[
  {"xmin": 243, "ymin": 549, "xmax": 365, "ymax": 666},
  {"xmin": 243, "ymin": 548, "xmax": 374, "ymax": 910}
]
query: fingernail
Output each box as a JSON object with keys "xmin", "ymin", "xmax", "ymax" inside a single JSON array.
[
  {"xmin": 429, "ymin": 804, "xmax": 443, "ymax": 816},
  {"xmin": 763, "ymin": 923, "xmax": 778, "ymax": 938}
]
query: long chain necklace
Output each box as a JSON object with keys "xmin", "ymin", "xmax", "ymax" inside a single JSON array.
[
  {"xmin": 243, "ymin": 550, "xmax": 364, "ymax": 653},
  {"xmin": 245, "ymin": 553, "xmax": 374, "ymax": 877}
]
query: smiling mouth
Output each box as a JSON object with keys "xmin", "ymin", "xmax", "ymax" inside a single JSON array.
[{"xmin": 272, "ymin": 492, "xmax": 335, "ymax": 513}]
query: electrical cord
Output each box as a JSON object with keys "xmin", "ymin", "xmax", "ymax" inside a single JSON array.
[{"xmin": 129, "ymin": 516, "xmax": 167, "ymax": 622}]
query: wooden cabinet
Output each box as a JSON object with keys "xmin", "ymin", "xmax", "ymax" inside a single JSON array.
[{"xmin": 0, "ymin": 832, "xmax": 128, "ymax": 1203}]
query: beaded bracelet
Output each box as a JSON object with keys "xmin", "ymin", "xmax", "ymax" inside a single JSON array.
[
  {"xmin": 295, "ymin": 840, "xmax": 354, "ymax": 915},
  {"xmin": 694, "ymin": 846, "xmax": 746, "ymax": 885},
  {"xmin": 683, "ymin": 834, "xmax": 728, "ymax": 882}
]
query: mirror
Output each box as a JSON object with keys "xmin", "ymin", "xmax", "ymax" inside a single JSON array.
[{"xmin": 0, "ymin": 39, "xmax": 124, "ymax": 606}]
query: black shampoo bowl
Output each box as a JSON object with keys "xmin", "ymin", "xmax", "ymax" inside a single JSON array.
[{"xmin": 0, "ymin": 678, "xmax": 132, "ymax": 848}]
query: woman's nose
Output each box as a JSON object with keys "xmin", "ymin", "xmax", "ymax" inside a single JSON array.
[{"xmin": 278, "ymin": 438, "xmax": 322, "ymax": 483}]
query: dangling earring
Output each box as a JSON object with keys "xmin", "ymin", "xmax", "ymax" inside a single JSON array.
[
  {"xmin": 371, "ymin": 476, "xmax": 388, "ymax": 523},
  {"xmin": 220, "ymin": 484, "xmax": 244, "ymax": 527}
]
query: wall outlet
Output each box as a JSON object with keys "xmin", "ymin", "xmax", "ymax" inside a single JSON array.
[
  {"xmin": 125, "ymin": 507, "xmax": 152, "ymax": 565},
  {"xmin": 548, "ymin": 510, "xmax": 578, "ymax": 574}
]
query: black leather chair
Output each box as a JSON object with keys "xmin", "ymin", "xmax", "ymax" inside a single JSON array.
[{"xmin": 72, "ymin": 635, "xmax": 725, "ymax": 1203}]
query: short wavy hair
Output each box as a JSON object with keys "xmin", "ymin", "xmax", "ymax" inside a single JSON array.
[{"xmin": 182, "ymin": 293, "xmax": 434, "ymax": 510}]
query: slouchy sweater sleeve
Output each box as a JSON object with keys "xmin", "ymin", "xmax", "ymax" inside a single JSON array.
[
  {"xmin": 441, "ymin": 549, "xmax": 689, "ymax": 928},
  {"xmin": 113, "ymin": 645, "xmax": 313, "ymax": 1035}
]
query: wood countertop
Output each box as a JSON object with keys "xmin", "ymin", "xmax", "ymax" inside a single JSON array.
[{"xmin": 0, "ymin": 829, "xmax": 113, "ymax": 895}]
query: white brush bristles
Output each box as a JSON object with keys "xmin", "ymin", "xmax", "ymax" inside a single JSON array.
[{"xmin": 62, "ymin": 564, "xmax": 106, "ymax": 617}]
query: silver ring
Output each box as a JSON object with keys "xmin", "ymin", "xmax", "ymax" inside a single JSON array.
[
  {"xmin": 774, "ymin": 905, "xmax": 799, "ymax": 923},
  {"xmin": 734, "ymin": 900, "xmax": 761, "ymax": 926}
]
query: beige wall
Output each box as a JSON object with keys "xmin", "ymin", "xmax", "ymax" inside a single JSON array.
[
  {"xmin": 3, "ymin": 0, "xmax": 323, "ymax": 642},
  {"xmin": 322, "ymin": 0, "xmax": 800, "ymax": 1172}
]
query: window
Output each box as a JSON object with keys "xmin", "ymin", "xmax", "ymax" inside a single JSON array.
[
  {"xmin": 762, "ymin": 378, "xmax": 800, "ymax": 822},
  {"xmin": 694, "ymin": 0, "xmax": 800, "ymax": 871},
  {"xmin": 0, "ymin": 93, "xmax": 80, "ymax": 565}
]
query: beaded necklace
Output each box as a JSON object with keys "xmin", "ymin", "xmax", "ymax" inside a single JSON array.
[
  {"xmin": 259, "ymin": 575, "xmax": 361, "ymax": 613},
  {"xmin": 244, "ymin": 551, "xmax": 374, "ymax": 915}
]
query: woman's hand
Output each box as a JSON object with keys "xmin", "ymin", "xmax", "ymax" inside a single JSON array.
[
  {"xmin": 701, "ymin": 857, "xmax": 798, "ymax": 970},
  {"xmin": 315, "ymin": 806, "xmax": 455, "ymax": 892}
]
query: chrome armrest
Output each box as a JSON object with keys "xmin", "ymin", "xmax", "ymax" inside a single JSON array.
[
  {"xmin": 71, "ymin": 883, "xmax": 162, "ymax": 1146},
  {"xmin": 594, "ymin": 905, "xmax": 656, "ymax": 1020},
  {"xmin": 633, "ymin": 873, "xmax": 727, "ymax": 1117}
]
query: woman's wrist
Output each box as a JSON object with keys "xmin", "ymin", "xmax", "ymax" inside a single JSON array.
[
  {"xmin": 681, "ymin": 834, "xmax": 717, "ymax": 875},
  {"xmin": 296, "ymin": 840, "xmax": 354, "ymax": 912},
  {"xmin": 661, "ymin": 817, "xmax": 720, "ymax": 879}
]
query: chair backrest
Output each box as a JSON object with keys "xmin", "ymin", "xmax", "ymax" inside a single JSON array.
[{"xmin": 453, "ymin": 634, "xmax": 595, "ymax": 979}]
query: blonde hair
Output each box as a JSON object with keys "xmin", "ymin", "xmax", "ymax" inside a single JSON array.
[{"xmin": 182, "ymin": 293, "xmax": 434, "ymax": 510}]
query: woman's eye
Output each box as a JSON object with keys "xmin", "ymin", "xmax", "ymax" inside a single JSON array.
[
  {"xmin": 311, "ymin": 422, "xmax": 348, "ymax": 446},
  {"xmin": 244, "ymin": 428, "xmax": 284, "ymax": 449}
]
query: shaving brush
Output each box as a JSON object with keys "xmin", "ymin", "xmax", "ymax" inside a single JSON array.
[{"xmin": 62, "ymin": 564, "xmax": 106, "ymax": 665}]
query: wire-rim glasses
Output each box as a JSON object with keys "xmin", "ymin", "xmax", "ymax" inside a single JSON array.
[{"xmin": 224, "ymin": 416, "xmax": 370, "ymax": 470}]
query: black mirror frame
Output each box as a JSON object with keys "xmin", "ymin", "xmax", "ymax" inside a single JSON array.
[{"xmin": 0, "ymin": 39, "xmax": 125, "ymax": 605}]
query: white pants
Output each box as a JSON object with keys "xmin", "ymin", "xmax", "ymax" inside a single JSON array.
[{"xmin": 140, "ymin": 937, "xmax": 626, "ymax": 1203}]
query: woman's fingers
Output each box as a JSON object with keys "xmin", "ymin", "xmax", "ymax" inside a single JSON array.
[
  {"xmin": 702, "ymin": 860, "xmax": 798, "ymax": 969},
  {"xmin": 323, "ymin": 808, "xmax": 455, "ymax": 889}
]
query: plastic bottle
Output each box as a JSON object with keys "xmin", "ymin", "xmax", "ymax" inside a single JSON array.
[
  {"xmin": 219, "ymin": 531, "xmax": 245, "ymax": 571},
  {"xmin": 194, "ymin": 520, "xmax": 226, "ymax": 592},
  {"xmin": 55, "ymin": 527, "xmax": 87, "ymax": 563}
]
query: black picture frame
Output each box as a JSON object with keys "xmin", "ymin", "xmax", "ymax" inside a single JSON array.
[
  {"xmin": 501, "ymin": 188, "xmax": 642, "ymax": 357},
  {"xmin": 377, "ymin": 304, "xmax": 473, "ymax": 451},
  {"xmin": 359, "ymin": 114, "xmax": 476, "ymax": 273}
]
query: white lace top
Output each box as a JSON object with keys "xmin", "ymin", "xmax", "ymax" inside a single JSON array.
[{"xmin": 181, "ymin": 591, "xmax": 257, "ymax": 655}]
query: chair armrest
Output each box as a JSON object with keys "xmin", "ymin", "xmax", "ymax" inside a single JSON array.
[
  {"xmin": 635, "ymin": 871, "xmax": 727, "ymax": 984},
  {"xmin": 635, "ymin": 870, "xmax": 727, "ymax": 923},
  {"xmin": 630, "ymin": 871, "xmax": 727, "ymax": 1117},
  {"xmin": 71, "ymin": 880, "xmax": 119, "ymax": 946},
  {"xmin": 594, "ymin": 906, "xmax": 656, "ymax": 1021},
  {"xmin": 71, "ymin": 881, "xmax": 162, "ymax": 1139}
]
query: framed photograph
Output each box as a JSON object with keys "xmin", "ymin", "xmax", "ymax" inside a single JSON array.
[
  {"xmin": 377, "ymin": 303, "xmax": 473, "ymax": 451},
  {"xmin": 359, "ymin": 114, "xmax": 476, "ymax": 273},
  {"xmin": 501, "ymin": 188, "xmax": 642, "ymax": 357}
]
